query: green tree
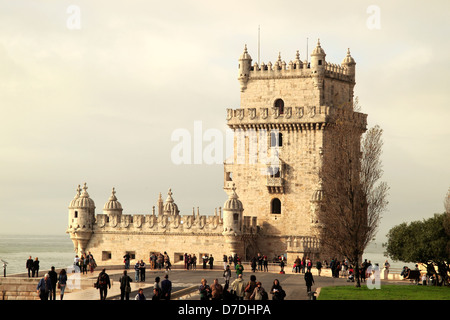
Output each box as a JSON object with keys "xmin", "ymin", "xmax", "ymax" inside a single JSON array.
[{"xmin": 384, "ymin": 213, "xmax": 450, "ymax": 286}]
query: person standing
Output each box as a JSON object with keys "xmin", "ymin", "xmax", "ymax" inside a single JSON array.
[
  {"xmin": 211, "ymin": 278, "xmax": 223, "ymax": 300},
  {"xmin": 304, "ymin": 269, "xmax": 315, "ymax": 293},
  {"xmin": 139, "ymin": 260, "xmax": 146, "ymax": 282},
  {"xmin": 263, "ymin": 255, "xmax": 268, "ymax": 272},
  {"xmin": 231, "ymin": 274, "xmax": 245, "ymax": 300},
  {"xmin": 384, "ymin": 260, "xmax": 391, "ymax": 280},
  {"xmin": 316, "ymin": 260, "xmax": 323, "ymax": 276},
  {"xmin": 223, "ymin": 265, "xmax": 232, "ymax": 287},
  {"xmin": 48, "ymin": 266, "xmax": 58, "ymax": 301},
  {"xmin": 208, "ymin": 254, "xmax": 214, "ymax": 269},
  {"xmin": 135, "ymin": 288, "xmax": 146, "ymax": 300},
  {"xmin": 235, "ymin": 261, "xmax": 244, "ymax": 278},
  {"xmin": 244, "ymin": 275, "xmax": 257, "ymax": 300},
  {"xmin": 123, "ymin": 253, "xmax": 131, "ymax": 270},
  {"xmin": 134, "ymin": 260, "xmax": 140, "ymax": 282},
  {"xmin": 95, "ymin": 269, "xmax": 111, "ymax": 300},
  {"xmin": 36, "ymin": 273, "xmax": 52, "ymax": 300},
  {"xmin": 58, "ymin": 269, "xmax": 67, "ymax": 300},
  {"xmin": 82, "ymin": 254, "xmax": 88, "ymax": 274},
  {"xmin": 223, "ymin": 255, "xmax": 228, "ymax": 270},
  {"xmin": 32, "ymin": 257, "xmax": 40, "ymax": 278},
  {"xmin": 250, "ymin": 282, "xmax": 267, "ymax": 300},
  {"xmin": 153, "ymin": 276, "xmax": 161, "ymax": 300},
  {"xmin": 199, "ymin": 278, "xmax": 211, "ymax": 301},
  {"xmin": 119, "ymin": 270, "xmax": 132, "ymax": 300},
  {"xmin": 270, "ymin": 279, "xmax": 285, "ymax": 300},
  {"xmin": 161, "ymin": 274, "xmax": 172, "ymax": 300},
  {"xmin": 26, "ymin": 256, "xmax": 33, "ymax": 277}
]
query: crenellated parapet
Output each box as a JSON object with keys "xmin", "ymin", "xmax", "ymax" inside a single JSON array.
[
  {"xmin": 226, "ymin": 105, "xmax": 367, "ymax": 130},
  {"xmin": 94, "ymin": 209, "xmax": 224, "ymax": 234},
  {"xmin": 238, "ymin": 40, "xmax": 355, "ymax": 92}
]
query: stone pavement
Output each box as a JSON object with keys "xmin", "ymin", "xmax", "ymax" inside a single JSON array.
[{"xmin": 61, "ymin": 264, "xmax": 393, "ymax": 300}]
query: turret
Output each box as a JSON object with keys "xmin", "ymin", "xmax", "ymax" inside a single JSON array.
[
  {"xmin": 222, "ymin": 184, "xmax": 244, "ymax": 256},
  {"xmin": 67, "ymin": 183, "xmax": 95, "ymax": 255},
  {"xmin": 163, "ymin": 188, "xmax": 179, "ymax": 216},
  {"xmin": 341, "ymin": 48, "xmax": 356, "ymax": 80},
  {"xmin": 103, "ymin": 187, "xmax": 123, "ymax": 218},
  {"xmin": 238, "ymin": 44, "xmax": 252, "ymax": 92},
  {"xmin": 310, "ymin": 39, "xmax": 326, "ymax": 75}
]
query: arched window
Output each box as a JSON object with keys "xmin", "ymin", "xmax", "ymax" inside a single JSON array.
[
  {"xmin": 271, "ymin": 198, "xmax": 281, "ymax": 214},
  {"xmin": 274, "ymin": 99, "xmax": 284, "ymax": 114}
]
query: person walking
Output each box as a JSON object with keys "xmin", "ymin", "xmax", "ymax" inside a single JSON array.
[
  {"xmin": 32, "ymin": 257, "xmax": 40, "ymax": 277},
  {"xmin": 304, "ymin": 269, "xmax": 315, "ymax": 293},
  {"xmin": 119, "ymin": 270, "xmax": 132, "ymax": 300},
  {"xmin": 48, "ymin": 266, "xmax": 58, "ymax": 301},
  {"xmin": 161, "ymin": 274, "xmax": 172, "ymax": 300},
  {"xmin": 231, "ymin": 274, "xmax": 245, "ymax": 300},
  {"xmin": 95, "ymin": 269, "xmax": 111, "ymax": 300},
  {"xmin": 58, "ymin": 269, "xmax": 67, "ymax": 300},
  {"xmin": 199, "ymin": 278, "xmax": 211, "ymax": 301},
  {"xmin": 26, "ymin": 256, "xmax": 33, "ymax": 277},
  {"xmin": 36, "ymin": 273, "xmax": 52, "ymax": 300}
]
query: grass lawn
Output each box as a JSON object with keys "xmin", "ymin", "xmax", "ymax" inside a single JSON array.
[{"xmin": 317, "ymin": 285, "xmax": 450, "ymax": 300}]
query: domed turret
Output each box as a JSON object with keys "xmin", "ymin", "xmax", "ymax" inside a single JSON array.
[
  {"xmin": 163, "ymin": 188, "xmax": 179, "ymax": 216},
  {"xmin": 341, "ymin": 48, "xmax": 356, "ymax": 79},
  {"xmin": 310, "ymin": 39, "xmax": 326, "ymax": 71},
  {"xmin": 238, "ymin": 44, "xmax": 252, "ymax": 92},
  {"xmin": 103, "ymin": 187, "xmax": 123, "ymax": 216},
  {"xmin": 67, "ymin": 183, "xmax": 95, "ymax": 256},
  {"xmin": 72, "ymin": 183, "xmax": 96, "ymax": 209},
  {"xmin": 222, "ymin": 184, "xmax": 243, "ymax": 236}
]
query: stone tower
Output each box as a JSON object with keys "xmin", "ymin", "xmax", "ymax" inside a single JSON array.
[
  {"xmin": 67, "ymin": 183, "xmax": 96, "ymax": 255},
  {"xmin": 224, "ymin": 40, "xmax": 367, "ymax": 261},
  {"xmin": 222, "ymin": 184, "xmax": 245, "ymax": 258}
]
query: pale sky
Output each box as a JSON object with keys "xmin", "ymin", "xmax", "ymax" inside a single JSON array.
[{"xmin": 0, "ymin": 0, "xmax": 448, "ymax": 243}]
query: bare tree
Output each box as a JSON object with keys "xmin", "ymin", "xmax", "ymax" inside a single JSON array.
[{"xmin": 317, "ymin": 102, "xmax": 389, "ymax": 287}]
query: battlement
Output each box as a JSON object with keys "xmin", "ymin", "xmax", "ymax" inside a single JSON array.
[
  {"xmin": 94, "ymin": 208, "xmax": 224, "ymax": 233},
  {"xmin": 247, "ymin": 60, "xmax": 352, "ymax": 82},
  {"xmin": 226, "ymin": 105, "xmax": 367, "ymax": 130}
]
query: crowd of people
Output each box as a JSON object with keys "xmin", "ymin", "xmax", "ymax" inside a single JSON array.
[
  {"xmin": 198, "ymin": 274, "xmax": 287, "ymax": 301},
  {"xmin": 30, "ymin": 250, "xmax": 410, "ymax": 301}
]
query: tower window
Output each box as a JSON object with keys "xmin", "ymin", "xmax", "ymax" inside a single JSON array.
[
  {"xmin": 74, "ymin": 211, "xmax": 78, "ymax": 218},
  {"xmin": 271, "ymin": 198, "xmax": 281, "ymax": 214},
  {"xmin": 274, "ymin": 99, "xmax": 284, "ymax": 114},
  {"xmin": 270, "ymin": 132, "xmax": 283, "ymax": 147},
  {"xmin": 318, "ymin": 60, "xmax": 322, "ymax": 65}
]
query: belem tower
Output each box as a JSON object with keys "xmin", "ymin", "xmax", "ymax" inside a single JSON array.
[{"xmin": 66, "ymin": 40, "xmax": 367, "ymax": 265}]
